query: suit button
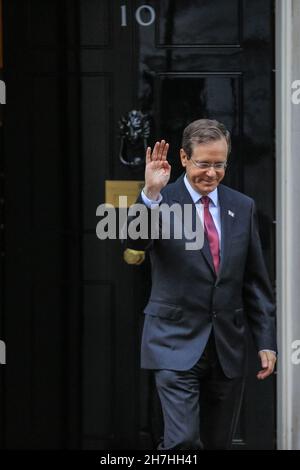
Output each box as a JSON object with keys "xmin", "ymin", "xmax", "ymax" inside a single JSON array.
[{"xmin": 212, "ymin": 311, "xmax": 217, "ymax": 318}]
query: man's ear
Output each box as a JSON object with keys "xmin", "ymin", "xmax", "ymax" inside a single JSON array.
[{"xmin": 180, "ymin": 148, "xmax": 188, "ymax": 167}]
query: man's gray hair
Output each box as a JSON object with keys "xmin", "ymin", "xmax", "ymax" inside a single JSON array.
[{"xmin": 181, "ymin": 119, "xmax": 231, "ymax": 158}]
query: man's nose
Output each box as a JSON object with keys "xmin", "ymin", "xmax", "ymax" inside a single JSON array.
[{"xmin": 206, "ymin": 166, "xmax": 217, "ymax": 176}]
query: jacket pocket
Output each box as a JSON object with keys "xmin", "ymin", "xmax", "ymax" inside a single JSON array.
[{"xmin": 144, "ymin": 301, "xmax": 182, "ymax": 321}]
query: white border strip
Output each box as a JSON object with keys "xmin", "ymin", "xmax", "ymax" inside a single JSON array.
[{"xmin": 276, "ymin": 0, "xmax": 293, "ymax": 450}]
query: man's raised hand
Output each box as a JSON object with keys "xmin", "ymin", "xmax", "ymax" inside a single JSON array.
[{"xmin": 144, "ymin": 140, "xmax": 171, "ymax": 200}]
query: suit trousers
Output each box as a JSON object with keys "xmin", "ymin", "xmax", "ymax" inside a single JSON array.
[{"xmin": 154, "ymin": 332, "xmax": 244, "ymax": 450}]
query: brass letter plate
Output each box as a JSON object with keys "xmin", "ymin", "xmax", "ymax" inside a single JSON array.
[{"xmin": 105, "ymin": 180, "xmax": 144, "ymax": 207}]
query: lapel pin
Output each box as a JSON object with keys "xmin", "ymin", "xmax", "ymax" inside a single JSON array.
[{"xmin": 228, "ymin": 210, "xmax": 235, "ymax": 218}]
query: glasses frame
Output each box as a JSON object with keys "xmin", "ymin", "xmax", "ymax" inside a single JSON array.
[{"xmin": 189, "ymin": 158, "xmax": 227, "ymax": 171}]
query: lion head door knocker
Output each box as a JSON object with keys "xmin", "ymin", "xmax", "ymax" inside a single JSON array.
[{"xmin": 118, "ymin": 110, "xmax": 151, "ymax": 168}]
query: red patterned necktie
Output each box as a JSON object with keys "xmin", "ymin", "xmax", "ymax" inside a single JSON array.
[{"xmin": 200, "ymin": 196, "xmax": 220, "ymax": 273}]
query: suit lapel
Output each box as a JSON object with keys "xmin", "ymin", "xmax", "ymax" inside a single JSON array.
[{"xmin": 217, "ymin": 184, "xmax": 236, "ymax": 279}]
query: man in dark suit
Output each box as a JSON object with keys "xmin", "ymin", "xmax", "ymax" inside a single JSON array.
[{"xmin": 125, "ymin": 119, "xmax": 276, "ymax": 450}]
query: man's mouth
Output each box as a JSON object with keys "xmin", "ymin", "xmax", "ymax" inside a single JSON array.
[{"xmin": 195, "ymin": 178, "xmax": 216, "ymax": 184}]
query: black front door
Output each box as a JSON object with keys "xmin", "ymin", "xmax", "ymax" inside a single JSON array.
[{"xmin": 1, "ymin": 0, "xmax": 275, "ymax": 450}]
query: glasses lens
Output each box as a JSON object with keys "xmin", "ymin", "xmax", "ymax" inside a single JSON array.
[
  {"xmin": 191, "ymin": 159, "xmax": 227, "ymax": 169},
  {"xmin": 215, "ymin": 163, "xmax": 226, "ymax": 170}
]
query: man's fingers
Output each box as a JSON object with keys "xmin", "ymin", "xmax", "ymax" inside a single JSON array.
[
  {"xmin": 257, "ymin": 366, "xmax": 272, "ymax": 379},
  {"xmin": 146, "ymin": 140, "xmax": 169, "ymax": 163},
  {"xmin": 149, "ymin": 140, "xmax": 169, "ymax": 162},
  {"xmin": 261, "ymin": 357, "xmax": 268, "ymax": 369},
  {"xmin": 158, "ymin": 140, "xmax": 166, "ymax": 159},
  {"xmin": 257, "ymin": 370, "xmax": 268, "ymax": 380},
  {"xmin": 162, "ymin": 142, "xmax": 169, "ymax": 160},
  {"xmin": 257, "ymin": 365, "xmax": 273, "ymax": 380},
  {"xmin": 146, "ymin": 146, "xmax": 152, "ymax": 164},
  {"xmin": 151, "ymin": 142, "xmax": 160, "ymax": 161},
  {"xmin": 265, "ymin": 352, "xmax": 276, "ymax": 369}
]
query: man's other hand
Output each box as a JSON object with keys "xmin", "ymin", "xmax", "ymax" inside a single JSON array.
[{"xmin": 257, "ymin": 350, "xmax": 277, "ymax": 380}]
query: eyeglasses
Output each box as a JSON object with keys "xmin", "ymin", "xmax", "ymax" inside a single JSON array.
[{"xmin": 189, "ymin": 158, "xmax": 227, "ymax": 170}]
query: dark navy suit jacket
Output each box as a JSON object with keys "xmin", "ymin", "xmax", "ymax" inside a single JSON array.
[{"xmin": 126, "ymin": 174, "xmax": 276, "ymax": 378}]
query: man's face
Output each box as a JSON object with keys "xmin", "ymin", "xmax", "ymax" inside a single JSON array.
[{"xmin": 180, "ymin": 138, "xmax": 228, "ymax": 196}]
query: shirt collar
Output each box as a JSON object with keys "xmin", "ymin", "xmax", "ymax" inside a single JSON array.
[{"xmin": 183, "ymin": 173, "xmax": 219, "ymax": 207}]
